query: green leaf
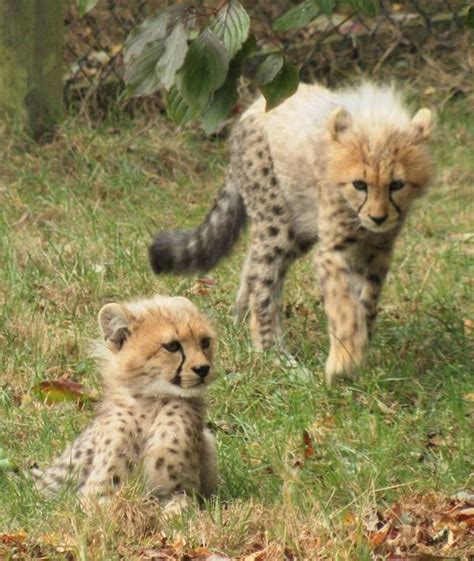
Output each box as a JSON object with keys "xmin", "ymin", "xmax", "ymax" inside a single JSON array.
[
  {"xmin": 200, "ymin": 34, "xmax": 257, "ymax": 134},
  {"xmin": 256, "ymin": 53, "xmax": 284, "ymax": 85},
  {"xmin": 314, "ymin": 0, "xmax": 336, "ymax": 16},
  {"xmin": 177, "ymin": 29, "xmax": 229, "ymax": 111},
  {"xmin": 260, "ymin": 58, "xmax": 299, "ymax": 111},
  {"xmin": 125, "ymin": 41, "xmax": 166, "ymax": 97},
  {"xmin": 351, "ymin": 0, "xmax": 379, "ymax": 17},
  {"xmin": 124, "ymin": 12, "xmax": 168, "ymax": 65},
  {"xmin": 467, "ymin": 7, "xmax": 474, "ymax": 28},
  {"xmin": 201, "ymin": 73, "xmax": 239, "ymax": 135},
  {"xmin": 155, "ymin": 22, "xmax": 188, "ymax": 90},
  {"xmin": 211, "ymin": 1, "xmax": 251, "ymax": 59},
  {"xmin": 273, "ymin": 1, "xmax": 320, "ymax": 32},
  {"xmin": 76, "ymin": 0, "xmax": 99, "ymax": 17},
  {"xmin": 124, "ymin": 7, "xmax": 190, "ymax": 97},
  {"xmin": 166, "ymin": 86, "xmax": 198, "ymax": 126}
]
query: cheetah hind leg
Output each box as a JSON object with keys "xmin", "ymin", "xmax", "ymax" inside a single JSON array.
[{"xmin": 234, "ymin": 253, "xmax": 252, "ymax": 325}]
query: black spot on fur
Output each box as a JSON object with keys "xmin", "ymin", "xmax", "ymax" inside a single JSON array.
[{"xmin": 268, "ymin": 226, "xmax": 279, "ymax": 237}]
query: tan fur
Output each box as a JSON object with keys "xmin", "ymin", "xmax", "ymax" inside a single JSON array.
[
  {"xmin": 230, "ymin": 82, "xmax": 432, "ymax": 383},
  {"xmin": 32, "ymin": 295, "xmax": 219, "ymax": 505}
]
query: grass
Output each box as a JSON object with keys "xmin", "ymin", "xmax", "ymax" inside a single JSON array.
[{"xmin": 0, "ymin": 92, "xmax": 472, "ymax": 560}]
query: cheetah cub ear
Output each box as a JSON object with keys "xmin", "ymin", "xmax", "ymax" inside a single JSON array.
[
  {"xmin": 410, "ymin": 108, "xmax": 432, "ymax": 142},
  {"xmin": 98, "ymin": 303, "xmax": 133, "ymax": 351},
  {"xmin": 327, "ymin": 106, "xmax": 353, "ymax": 141}
]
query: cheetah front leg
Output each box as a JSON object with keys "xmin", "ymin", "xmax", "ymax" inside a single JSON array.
[
  {"xmin": 359, "ymin": 250, "xmax": 392, "ymax": 339},
  {"xmin": 77, "ymin": 417, "xmax": 140, "ymax": 501},
  {"xmin": 317, "ymin": 245, "xmax": 393, "ymax": 383},
  {"xmin": 316, "ymin": 249, "xmax": 369, "ymax": 384},
  {"xmin": 142, "ymin": 410, "xmax": 201, "ymax": 501},
  {"xmin": 199, "ymin": 427, "xmax": 219, "ymax": 497}
]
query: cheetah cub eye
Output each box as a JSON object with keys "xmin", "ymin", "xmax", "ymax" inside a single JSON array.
[
  {"xmin": 389, "ymin": 180, "xmax": 405, "ymax": 192},
  {"xmin": 164, "ymin": 341, "xmax": 182, "ymax": 353},
  {"xmin": 352, "ymin": 180, "xmax": 368, "ymax": 192}
]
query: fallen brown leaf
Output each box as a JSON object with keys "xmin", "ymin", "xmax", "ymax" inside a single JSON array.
[
  {"xmin": 35, "ymin": 379, "xmax": 96, "ymax": 406},
  {"xmin": 0, "ymin": 531, "xmax": 27, "ymax": 545},
  {"xmin": 302, "ymin": 429, "xmax": 314, "ymax": 458}
]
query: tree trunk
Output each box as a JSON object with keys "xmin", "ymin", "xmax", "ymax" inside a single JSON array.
[{"xmin": 0, "ymin": 0, "xmax": 64, "ymax": 141}]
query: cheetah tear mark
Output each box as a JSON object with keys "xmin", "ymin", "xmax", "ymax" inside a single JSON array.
[{"xmin": 171, "ymin": 348, "xmax": 186, "ymax": 386}]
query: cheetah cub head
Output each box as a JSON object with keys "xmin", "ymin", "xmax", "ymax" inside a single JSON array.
[
  {"xmin": 326, "ymin": 103, "xmax": 432, "ymax": 233},
  {"xmin": 97, "ymin": 295, "xmax": 216, "ymax": 399}
]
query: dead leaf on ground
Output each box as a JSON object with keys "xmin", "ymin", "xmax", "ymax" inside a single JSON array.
[
  {"xmin": 359, "ymin": 492, "xmax": 474, "ymax": 558},
  {"xmin": 303, "ymin": 429, "xmax": 315, "ymax": 458},
  {"xmin": 0, "ymin": 531, "xmax": 27, "ymax": 545},
  {"xmin": 35, "ymin": 379, "xmax": 96, "ymax": 407},
  {"xmin": 189, "ymin": 277, "xmax": 217, "ymax": 296}
]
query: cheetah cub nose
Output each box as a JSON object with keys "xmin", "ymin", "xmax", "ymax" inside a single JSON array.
[
  {"xmin": 192, "ymin": 365, "xmax": 210, "ymax": 378},
  {"xmin": 369, "ymin": 214, "xmax": 388, "ymax": 225}
]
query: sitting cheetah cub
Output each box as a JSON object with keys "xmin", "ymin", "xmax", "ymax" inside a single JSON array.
[
  {"xmin": 32, "ymin": 295, "xmax": 219, "ymax": 507},
  {"xmin": 149, "ymin": 82, "xmax": 432, "ymax": 384}
]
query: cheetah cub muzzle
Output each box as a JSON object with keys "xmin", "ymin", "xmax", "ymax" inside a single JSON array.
[{"xmin": 32, "ymin": 295, "xmax": 219, "ymax": 508}]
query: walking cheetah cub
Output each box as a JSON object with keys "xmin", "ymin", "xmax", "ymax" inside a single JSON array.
[
  {"xmin": 148, "ymin": 82, "xmax": 432, "ymax": 384},
  {"xmin": 32, "ymin": 295, "xmax": 219, "ymax": 506}
]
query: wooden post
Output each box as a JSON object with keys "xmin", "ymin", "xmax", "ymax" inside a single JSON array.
[{"xmin": 0, "ymin": 0, "xmax": 64, "ymax": 141}]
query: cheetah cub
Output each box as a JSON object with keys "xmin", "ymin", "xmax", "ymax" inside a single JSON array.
[
  {"xmin": 148, "ymin": 82, "xmax": 433, "ymax": 384},
  {"xmin": 32, "ymin": 295, "xmax": 219, "ymax": 506}
]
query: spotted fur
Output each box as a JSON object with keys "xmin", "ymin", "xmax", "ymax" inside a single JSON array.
[
  {"xmin": 148, "ymin": 82, "xmax": 433, "ymax": 383},
  {"xmin": 32, "ymin": 295, "xmax": 218, "ymax": 503}
]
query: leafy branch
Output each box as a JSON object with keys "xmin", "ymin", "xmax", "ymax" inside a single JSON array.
[{"xmin": 82, "ymin": 1, "xmax": 388, "ymax": 131}]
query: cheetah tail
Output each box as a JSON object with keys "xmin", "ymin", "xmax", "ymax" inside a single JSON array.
[{"xmin": 148, "ymin": 179, "xmax": 246, "ymax": 274}]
